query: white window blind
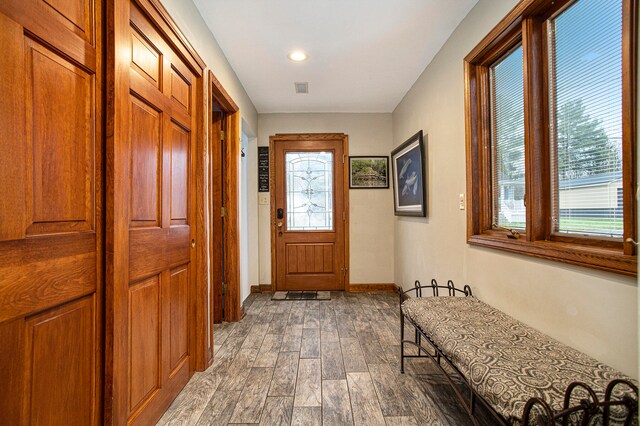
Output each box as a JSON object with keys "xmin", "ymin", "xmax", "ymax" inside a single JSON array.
[
  {"xmin": 490, "ymin": 45, "xmax": 526, "ymax": 230},
  {"xmin": 549, "ymin": 0, "xmax": 623, "ymax": 238}
]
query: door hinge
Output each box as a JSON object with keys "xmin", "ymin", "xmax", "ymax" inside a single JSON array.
[
  {"xmin": 222, "ymin": 281, "xmax": 227, "ymax": 295},
  {"xmin": 342, "ymin": 211, "xmax": 346, "ymax": 221},
  {"xmin": 342, "ymin": 267, "xmax": 348, "ymax": 277},
  {"xmin": 221, "ymin": 207, "xmax": 226, "ymax": 217},
  {"xmin": 221, "ymin": 130, "xmax": 225, "ymax": 141},
  {"xmin": 342, "ymin": 154, "xmax": 345, "ymax": 164}
]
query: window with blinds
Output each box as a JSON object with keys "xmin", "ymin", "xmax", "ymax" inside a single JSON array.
[
  {"xmin": 549, "ymin": 0, "xmax": 623, "ymax": 238},
  {"xmin": 490, "ymin": 45, "xmax": 525, "ymax": 230},
  {"xmin": 465, "ymin": 0, "xmax": 635, "ymax": 274}
]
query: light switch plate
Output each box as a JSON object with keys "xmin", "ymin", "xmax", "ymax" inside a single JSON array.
[
  {"xmin": 459, "ymin": 193, "xmax": 465, "ymax": 210},
  {"xmin": 259, "ymin": 194, "xmax": 269, "ymax": 205}
]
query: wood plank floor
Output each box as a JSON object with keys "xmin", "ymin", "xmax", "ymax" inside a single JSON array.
[{"xmin": 157, "ymin": 292, "xmax": 495, "ymax": 425}]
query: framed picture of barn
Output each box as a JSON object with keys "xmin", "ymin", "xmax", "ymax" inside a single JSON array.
[{"xmin": 349, "ymin": 156, "xmax": 389, "ymax": 189}]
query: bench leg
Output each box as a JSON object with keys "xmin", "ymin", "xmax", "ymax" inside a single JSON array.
[
  {"xmin": 400, "ymin": 312, "xmax": 405, "ymax": 374},
  {"xmin": 471, "ymin": 388, "xmax": 476, "ymax": 415},
  {"xmin": 414, "ymin": 329, "xmax": 421, "ymax": 356}
]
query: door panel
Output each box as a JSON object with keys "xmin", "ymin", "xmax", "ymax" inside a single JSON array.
[
  {"xmin": 131, "ymin": 28, "xmax": 161, "ymax": 87},
  {"xmin": 27, "ymin": 38, "xmax": 93, "ymax": 229},
  {"xmin": 130, "ymin": 95, "xmax": 161, "ymax": 226},
  {"xmin": 128, "ymin": 276, "xmax": 160, "ymax": 414},
  {"xmin": 286, "ymin": 243, "xmax": 334, "ymax": 274},
  {"xmin": 170, "ymin": 123, "xmax": 189, "ymax": 223},
  {"xmin": 0, "ymin": 0, "xmax": 102, "ymax": 424},
  {"xmin": 39, "ymin": 0, "xmax": 93, "ymax": 42},
  {"xmin": 170, "ymin": 68, "xmax": 191, "ymax": 112},
  {"xmin": 168, "ymin": 265, "xmax": 189, "ymax": 371},
  {"xmin": 274, "ymin": 136, "xmax": 347, "ymax": 291},
  {"xmin": 26, "ymin": 296, "xmax": 95, "ymax": 426}
]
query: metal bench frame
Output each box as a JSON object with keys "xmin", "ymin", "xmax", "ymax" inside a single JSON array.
[{"xmin": 398, "ymin": 279, "xmax": 638, "ymax": 425}]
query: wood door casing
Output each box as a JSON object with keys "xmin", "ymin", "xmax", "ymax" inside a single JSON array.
[
  {"xmin": 272, "ymin": 134, "xmax": 349, "ymax": 291},
  {"xmin": 208, "ymin": 70, "xmax": 241, "ymax": 334},
  {"xmin": 0, "ymin": 0, "xmax": 102, "ymax": 424},
  {"xmin": 106, "ymin": 0, "xmax": 205, "ymax": 424}
]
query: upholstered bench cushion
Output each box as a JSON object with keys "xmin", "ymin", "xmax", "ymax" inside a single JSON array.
[{"xmin": 402, "ymin": 296, "xmax": 634, "ymax": 424}]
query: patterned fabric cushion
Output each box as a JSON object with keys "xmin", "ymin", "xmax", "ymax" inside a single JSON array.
[{"xmin": 402, "ymin": 296, "xmax": 635, "ymax": 424}]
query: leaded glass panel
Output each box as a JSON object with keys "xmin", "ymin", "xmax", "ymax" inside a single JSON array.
[{"xmin": 285, "ymin": 152, "xmax": 334, "ymax": 231}]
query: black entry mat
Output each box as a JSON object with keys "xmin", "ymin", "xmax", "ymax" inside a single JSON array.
[{"xmin": 271, "ymin": 291, "xmax": 331, "ymax": 301}]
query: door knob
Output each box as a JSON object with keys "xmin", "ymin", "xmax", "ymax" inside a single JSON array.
[
  {"xmin": 277, "ymin": 222, "xmax": 283, "ymax": 228},
  {"xmin": 191, "ymin": 239, "xmax": 196, "ymax": 248}
]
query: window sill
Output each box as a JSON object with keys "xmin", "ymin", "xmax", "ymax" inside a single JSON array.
[{"xmin": 468, "ymin": 234, "xmax": 637, "ymax": 276}]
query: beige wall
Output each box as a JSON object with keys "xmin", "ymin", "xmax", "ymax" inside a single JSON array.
[
  {"xmin": 256, "ymin": 113, "xmax": 395, "ymax": 287},
  {"xmin": 246, "ymin": 131, "xmax": 260, "ymax": 297},
  {"xmin": 392, "ymin": 0, "xmax": 638, "ymax": 378},
  {"xmin": 160, "ymin": 0, "xmax": 258, "ymax": 133}
]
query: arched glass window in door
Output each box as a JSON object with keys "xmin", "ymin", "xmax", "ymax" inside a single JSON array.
[{"xmin": 285, "ymin": 152, "xmax": 334, "ymax": 231}]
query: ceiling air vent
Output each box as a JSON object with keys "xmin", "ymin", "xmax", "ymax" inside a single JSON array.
[{"xmin": 294, "ymin": 82, "xmax": 309, "ymax": 94}]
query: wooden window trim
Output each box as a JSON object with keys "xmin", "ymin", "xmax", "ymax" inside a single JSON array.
[{"xmin": 464, "ymin": 0, "xmax": 637, "ymax": 276}]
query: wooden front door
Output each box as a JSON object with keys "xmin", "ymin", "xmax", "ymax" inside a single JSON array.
[
  {"xmin": 0, "ymin": 0, "xmax": 102, "ymax": 424},
  {"xmin": 272, "ymin": 134, "xmax": 348, "ymax": 291},
  {"xmin": 107, "ymin": 0, "xmax": 202, "ymax": 424}
]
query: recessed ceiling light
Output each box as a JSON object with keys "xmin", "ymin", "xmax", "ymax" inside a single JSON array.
[{"xmin": 288, "ymin": 51, "xmax": 308, "ymax": 62}]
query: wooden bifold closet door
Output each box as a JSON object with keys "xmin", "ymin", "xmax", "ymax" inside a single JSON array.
[
  {"xmin": 0, "ymin": 0, "xmax": 103, "ymax": 424},
  {"xmin": 106, "ymin": 0, "xmax": 205, "ymax": 424}
]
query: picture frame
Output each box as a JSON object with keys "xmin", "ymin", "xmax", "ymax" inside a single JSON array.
[
  {"xmin": 349, "ymin": 156, "xmax": 390, "ymax": 189},
  {"xmin": 391, "ymin": 130, "xmax": 426, "ymax": 216}
]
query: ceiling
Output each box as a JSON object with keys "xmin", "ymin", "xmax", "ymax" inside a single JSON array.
[{"xmin": 194, "ymin": 0, "xmax": 478, "ymax": 113}]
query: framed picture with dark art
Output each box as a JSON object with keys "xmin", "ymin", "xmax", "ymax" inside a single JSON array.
[
  {"xmin": 349, "ymin": 156, "xmax": 389, "ymax": 189},
  {"xmin": 391, "ymin": 131, "xmax": 426, "ymax": 216}
]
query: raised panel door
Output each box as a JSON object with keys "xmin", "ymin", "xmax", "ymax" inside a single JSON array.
[
  {"xmin": 0, "ymin": 1, "xmax": 102, "ymax": 424},
  {"xmin": 123, "ymin": 3, "xmax": 196, "ymax": 424},
  {"xmin": 273, "ymin": 137, "xmax": 347, "ymax": 291}
]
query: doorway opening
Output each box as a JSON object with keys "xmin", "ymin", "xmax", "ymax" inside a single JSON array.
[
  {"xmin": 269, "ymin": 133, "xmax": 350, "ymax": 292},
  {"xmin": 207, "ymin": 71, "xmax": 242, "ymax": 365}
]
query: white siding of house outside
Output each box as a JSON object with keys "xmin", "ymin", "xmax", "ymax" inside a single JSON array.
[{"xmin": 558, "ymin": 179, "xmax": 622, "ymax": 209}]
